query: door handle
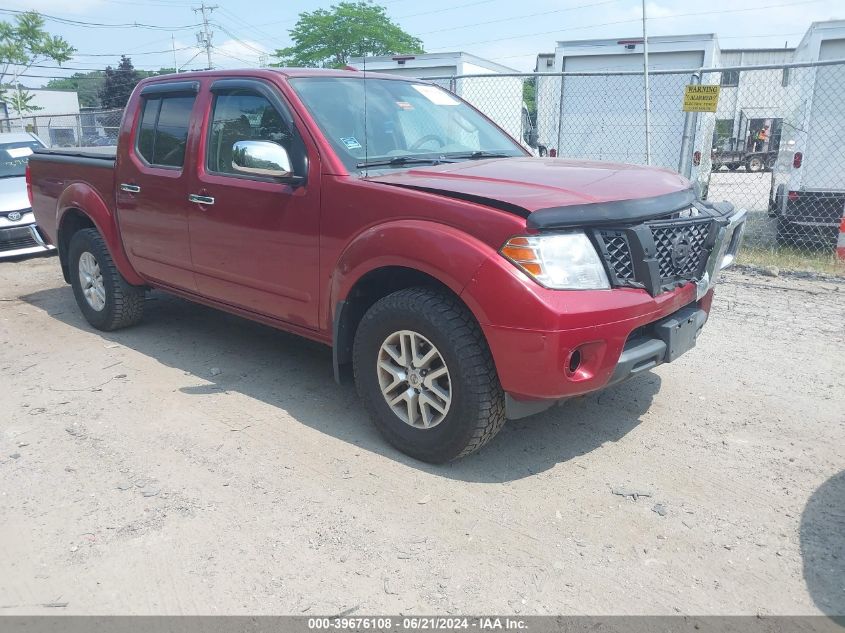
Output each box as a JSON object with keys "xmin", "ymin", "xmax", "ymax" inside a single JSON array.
[
  {"xmin": 120, "ymin": 183, "xmax": 141, "ymax": 193},
  {"xmin": 188, "ymin": 193, "xmax": 215, "ymax": 206}
]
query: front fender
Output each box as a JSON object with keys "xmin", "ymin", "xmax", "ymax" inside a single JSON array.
[
  {"xmin": 56, "ymin": 183, "xmax": 144, "ymax": 286},
  {"xmin": 328, "ymin": 219, "xmax": 496, "ymax": 330}
]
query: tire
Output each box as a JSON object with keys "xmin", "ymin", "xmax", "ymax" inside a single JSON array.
[
  {"xmin": 68, "ymin": 228, "xmax": 145, "ymax": 331},
  {"xmin": 775, "ymin": 216, "xmax": 795, "ymax": 247},
  {"xmin": 353, "ymin": 287, "xmax": 506, "ymax": 463},
  {"xmin": 746, "ymin": 156, "xmax": 764, "ymax": 173}
]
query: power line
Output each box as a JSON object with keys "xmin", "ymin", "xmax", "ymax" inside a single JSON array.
[
  {"xmin": 430, "ymin": 0, "xmax": 827, "ymax": 51},
  {"xmin": 418, "ymin": 0, "xmax": 616, "ymax": 36},
  {"xmin": 216, "ymin": 7, "xmax": 281, "ymax": 48},
  {"xmin": 397, "ymin": 0, "xmax": 500, "ymax": 20},
  {"xmin": 73, "ymin": 46, "xmax": 194, "ymax": 57},
  {"xmin": 0, "ymin": 8, "xmax": 202, "ymax": 31},
  {"xmin": 212, "ymin": 23, "xmax": 273, "ymax": 56},
  {"xmin": 210, "ymin": 47, "xmax": 256, "ymax": 66}
]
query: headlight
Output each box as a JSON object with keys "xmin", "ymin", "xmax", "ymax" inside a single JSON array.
[{"xmin": 500, "ymin": 232, "xmax": 610, "ymax": 290}]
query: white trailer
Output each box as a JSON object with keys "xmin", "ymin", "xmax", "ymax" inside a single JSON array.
[
  {"xmin": 534, "ymin": 35, "xmax": 719, "ymax": 176},
  {"xmin": 769, "ymin": 21, "xmax": 845, "ymax": 248}
]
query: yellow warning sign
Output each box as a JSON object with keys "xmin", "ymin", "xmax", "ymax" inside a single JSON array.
[{"xmin": 683, "ymin": 84, "xmax": 720, "ymax": 112}]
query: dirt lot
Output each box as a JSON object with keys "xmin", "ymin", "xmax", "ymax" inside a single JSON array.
[{"xmin": 1, "ymin": 255, "xmax": 843, "ymax": 616}]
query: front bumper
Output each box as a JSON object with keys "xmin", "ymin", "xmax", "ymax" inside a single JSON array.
[
  {"xmin": 0, "ymin": 220, "xmax": 55, "ymax": 259},
  {"xmin": 461, "ymin": 208, "xmax": 745, "ymax": 412}
]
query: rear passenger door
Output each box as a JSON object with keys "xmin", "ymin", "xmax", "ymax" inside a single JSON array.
[
  {"xmin": 116, "ymin": 81, "xmax": 199, "ymax": 291},
  {"xmin": 186, "ymin": 78, "xmax": 320, "ymax": 329}
]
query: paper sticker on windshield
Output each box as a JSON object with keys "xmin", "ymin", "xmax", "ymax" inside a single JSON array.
[
  {"xmin": 340, "ymin": 136, "xmax": 362, "ymax": 150},
  {"xmin": 412, "ymin": 85, "xmax": 459, "ymax": 106},
  {"xmin": 396, "ymin": 101, "xmax": 414, "ymax": 110},
  {"xmin": 6, "ymin": 147, "xmax": 33, "ymax": 159}
]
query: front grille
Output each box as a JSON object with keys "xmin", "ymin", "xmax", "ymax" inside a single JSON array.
[
  {"xmin": 0, "ymin": 226, "xmax": 38, "ymax": 252},
  {"xmin": 650, "ymin": 219, "xmax": 712, "ymax": 280},
  {"xmin": 599, "ymin": 230, "xmax": 635, "ymax": 281},
  {"xmin": 595, "ymin": 216, "xmax": 716, "ymax": 295}
]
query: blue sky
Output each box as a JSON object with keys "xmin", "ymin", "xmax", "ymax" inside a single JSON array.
[{"xmin": 7, "ymin": 0, "xmax": 844, "ymax": 86}]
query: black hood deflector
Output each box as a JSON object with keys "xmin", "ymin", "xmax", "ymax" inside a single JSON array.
[{"xmin": 527, "ymin": 188, "xmax": 698, "ymax": 229}]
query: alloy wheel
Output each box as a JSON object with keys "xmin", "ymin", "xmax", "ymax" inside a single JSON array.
[
  {"xmin": 78, "ymin": 251, "xmax": 106, "ymax": 312},
  {"xmin": 377, "ymin": 329, "xmax": 452, "ymax": 429}
]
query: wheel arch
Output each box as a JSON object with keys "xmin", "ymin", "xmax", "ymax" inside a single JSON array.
[
  {"xmin": 332, "ymin": 265, "xmax": 482, "ymax": 384},
  {"xmin": 56, "ymin": 208, "xmax": 96, "ymax": 283},
  {"xmin": 55, "ymin": 183, "xmax": 144, "ymax": 286},
  {"xmin": 329, "ymin": 220, "xmax": 497, "ymax": 384}
]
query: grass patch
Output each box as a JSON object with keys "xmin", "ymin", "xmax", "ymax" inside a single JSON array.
[{"xmin": 737, "ymin": 245, "xmax": 845, "ymax": 276}]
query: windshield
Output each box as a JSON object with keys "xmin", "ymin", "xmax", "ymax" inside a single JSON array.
[
  {"xmin": 288, "ymin": 76, "xmax": 525, "ymax": 172},
  {"xmin": 0, "ymin": 139, "xmax": 42, "ymax": 179}
]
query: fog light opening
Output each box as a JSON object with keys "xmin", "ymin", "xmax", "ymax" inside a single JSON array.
[{"xmin": 568, "ymin": 349, "xmax": 582, "ymax": 375}]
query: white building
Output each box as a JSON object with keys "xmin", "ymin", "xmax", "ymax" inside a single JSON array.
[
  {"xmin": 713, "ymin": 47, "xmax": 795, "ymax": 155},
  {"xmin": 347, "ymin": 52, "xmax": 528, "ymax": 146},
  {"xmin": 0, "ymin": 88, "xmax": 81, "ymax": 147}
]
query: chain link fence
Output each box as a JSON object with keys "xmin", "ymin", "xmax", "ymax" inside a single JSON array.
[
  {"xmin": 425, "ymin": 60, "xmax": 845, "ymax": 274},
  {"xmin": 0, "ymin": 109, "xmax": 123, "ymax": 148}
]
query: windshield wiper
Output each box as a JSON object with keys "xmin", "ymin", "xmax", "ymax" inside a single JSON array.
[
  {"xmin": 443, "ymin": 151, "xmax": 511, "ymax": 160},
  {"xmin": 357, "ymin": 156, "xmax": 455, "ymax": 169}
]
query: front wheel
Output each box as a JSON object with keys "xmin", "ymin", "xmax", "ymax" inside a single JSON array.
[
  {"xmin": 69, "ymin": 228, "xmax": 145, "ymax": 331},
  {"xmin": 353, "ymin": 287, "xmax": 506, "ymax": 463}
]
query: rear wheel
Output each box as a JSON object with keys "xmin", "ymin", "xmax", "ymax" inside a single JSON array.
[
  {"xmin": 353, "ymin": 287, "xmax": 506, "ymax": 463},
  {"xmin": 68, "ymin": 228, "xmax": 145, "ymax": 331}
]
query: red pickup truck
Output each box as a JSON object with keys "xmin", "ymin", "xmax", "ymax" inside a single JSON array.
[{"xmin": 27, "ymin": 68, "xmax": 746, "ymax": 463}]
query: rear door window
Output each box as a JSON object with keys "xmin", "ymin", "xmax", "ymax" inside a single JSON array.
[{"xmin": 136, "ymin": 94, "xmax": 196, "ymax": 167}]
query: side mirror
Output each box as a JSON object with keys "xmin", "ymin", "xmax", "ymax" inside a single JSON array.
[{"xmin": 232, "ymin": 140, "xmax": 293, "ymax": 179}]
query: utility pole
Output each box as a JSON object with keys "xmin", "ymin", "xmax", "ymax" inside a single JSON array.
[
  {"xmin": 193, "ymin": 2, "xmax": 218, "ymax": 71},
  {"xmin": 641, "ymin": 0, "xmax": 652, "ymax": 165},
  {"xmin": 172, "ymin": 34, "xmax": 178, "ymax": 73}
]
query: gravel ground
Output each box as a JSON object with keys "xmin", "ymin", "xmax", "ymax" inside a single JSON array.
[{"xmin": 1, "ymin": 254, "xmax": 843, "ymax": 616}]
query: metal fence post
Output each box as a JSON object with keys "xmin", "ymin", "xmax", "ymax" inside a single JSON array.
[{"xmin": 677, "ymin": 72, "xmax": 702, "ymax": 178}]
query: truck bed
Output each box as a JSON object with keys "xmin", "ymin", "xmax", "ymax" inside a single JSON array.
[
  {"xmin": 28, "ymin": 147, "xmax": 117, "ymax": 254},
  {"xmin": 33, "ymin": 146, "xmax": 117, "ymax": 164}
]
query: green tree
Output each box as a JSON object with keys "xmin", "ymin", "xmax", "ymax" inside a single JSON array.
[
  {"xmin": 274, "ymin": 1, "xmax": 424, "ymax": 68},
  {"xmin": 98, "ymin": 55, "xmax": 141, "ymax": 108},
  {"xmin": 522, "ymin": 77, "xmax": 536, "ymax": 124},
  {"xmin": 0, "ymin": 11, "xmax": 75, "ymax": 114},
  {"xmin": 46, "ymin": 71, "xmax": 105, "ymax": 107},
  {"xmin": 48, "ymin": 68, "xmax": 174, "ymax": 108}
]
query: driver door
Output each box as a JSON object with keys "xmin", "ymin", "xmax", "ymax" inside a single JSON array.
[{"xmin": 187, "ymin": 79, "xmax": 320, "ymax": 329}]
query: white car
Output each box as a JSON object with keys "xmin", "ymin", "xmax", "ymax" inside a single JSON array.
[{"xmin": 1, "ymin": 132, "xmax": 55, "ymax": 258}]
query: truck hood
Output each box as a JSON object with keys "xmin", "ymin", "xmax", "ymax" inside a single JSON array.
[
  {"xmin": 0, "ymin": 177, "xmax": 30, "ymax": 212},
  {"xmin": 367, "ymin": 157, "xmax": 695, "ymax": 228}
]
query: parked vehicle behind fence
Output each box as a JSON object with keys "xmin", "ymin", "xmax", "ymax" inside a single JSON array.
[
  {"xmin": 769, "ymin": 46, "xmax": 845, "ymax": 249},
  {"xmin": 27, "ymin": 68, "xmax": 746, "ymax": 462}
]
